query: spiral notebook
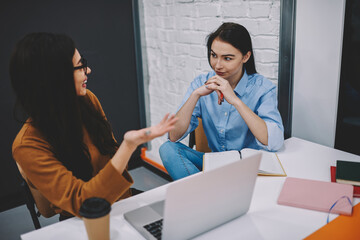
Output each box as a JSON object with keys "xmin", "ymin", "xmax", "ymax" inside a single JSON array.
[{"xmin": 277, "ymin": 177, "xmax": 353, "ymax": 215}]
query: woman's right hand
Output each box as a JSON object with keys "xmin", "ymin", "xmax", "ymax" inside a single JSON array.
[
  {"xmin": 194, "ymin": 83, "xmax": 214, "ymax": 97},
  {"xmin": 123, "ymin": 113, "xmax": 178, "ymax": 149}
]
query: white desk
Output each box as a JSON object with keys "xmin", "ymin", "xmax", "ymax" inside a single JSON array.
[{"xmin": 21, "ymin": 137, "xmax": 360, "ymax": 240}]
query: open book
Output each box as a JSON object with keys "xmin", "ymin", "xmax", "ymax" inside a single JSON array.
[{"xmin": 203, "ymin": 148, "xmax": 286, "ymax": 176}]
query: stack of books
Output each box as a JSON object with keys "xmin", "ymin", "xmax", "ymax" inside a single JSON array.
[{"xmin": 331, "ymin": 160, "xmax": 360, "ymax": 198}]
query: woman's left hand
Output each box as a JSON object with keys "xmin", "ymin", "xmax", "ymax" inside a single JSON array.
[
  {"xmin": 123, "ymin": 113, "xmax": 178, "ymax": 148},
  {"xmin": 205, "ymin": 75, "xmax": 238, "ymax": 105}
]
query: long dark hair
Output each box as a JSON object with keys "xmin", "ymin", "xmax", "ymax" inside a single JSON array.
[
  {"xmin": 206, "ymin": 22, "xmax": 257, "ymax": 75},
  {"xmin": 9, "ymin": 33, "xmax": 119, "ymax": 181}
]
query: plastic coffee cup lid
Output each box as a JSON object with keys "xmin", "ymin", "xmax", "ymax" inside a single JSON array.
[{"xmin": 79, "ymin": 197, "xmax": 111, "ymax": 219}]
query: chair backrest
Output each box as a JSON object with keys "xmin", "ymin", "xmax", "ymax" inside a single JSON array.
[
  {"xmin": 194, "ymin": 118, "xmax": 212, "ymax": 153},
  {"xmin": 20, "ymin": 177, "xmax": 42, "ymax": 229},
  {"xmin": 16, "ymin": 163, "xmax": 56, "ymax": 218}
]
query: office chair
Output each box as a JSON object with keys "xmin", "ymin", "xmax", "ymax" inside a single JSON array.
[
  {"xmin": 19, "ymin": 177, "xmax": 41, "ymax": 229},
  {"xmin": 16, "ymin": 163, "xmax": 57, "ymax": 229},
  {"xmin": 189, "ymin": 118, "xmax": 212, "ymax": 153}
]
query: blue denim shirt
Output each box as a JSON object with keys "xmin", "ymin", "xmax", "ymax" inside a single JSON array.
[{"xmin": 176, "ymin": 70, "xmax": 284, "ymax": 152}]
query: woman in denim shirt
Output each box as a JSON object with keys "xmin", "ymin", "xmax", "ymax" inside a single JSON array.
[{"xmin": 159, "ymin": 22, "xmax": 284, "ymax": 180}]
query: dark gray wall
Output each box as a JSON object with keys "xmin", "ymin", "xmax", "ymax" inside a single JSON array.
[
  {"xmin": 335, "ymin": 0, "xmax": 360, "ymax": 155},
  {"xmin": 0, "ymin": 0, "xmax": 142, "ymax": 211}
]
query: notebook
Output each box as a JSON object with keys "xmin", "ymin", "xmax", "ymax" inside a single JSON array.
[
  {"xmin": 277, "ymin": 177, "xmax": 353, "ymax": 215},
  {"xmin": 331, "ymin": 166, "xmax": 360, "ymax": 197},
  {"xmin": 203, "ymin": 148, "xmax": 286, "ymax": 176},
  {"xmin": 124, "ymin": 153, "xmax": 262, "ymax": 240},
  {"xmin": 335, "ymin": 160, "xmax": 360, "ymax": 186}
]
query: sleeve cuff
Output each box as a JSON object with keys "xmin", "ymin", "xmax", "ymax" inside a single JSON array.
[
  {"xmin": 255, "ymin": 121, "xmax": 284, "ymax": 151},
  {"xmin": 95, "ymin": 162, "xmax": 134, "ymax": 204}
]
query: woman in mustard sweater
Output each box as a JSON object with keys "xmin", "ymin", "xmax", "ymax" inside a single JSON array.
[{"xmin": 10, "ymin": 33, "xmax": 177, "ymax": 220}]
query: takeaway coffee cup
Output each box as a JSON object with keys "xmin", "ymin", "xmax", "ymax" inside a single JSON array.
[{"xmin": 79, "ymin": 197, "xmax": 111, "ymax": 240}]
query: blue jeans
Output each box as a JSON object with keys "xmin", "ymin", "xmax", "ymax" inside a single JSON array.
[{"xmin": 159, "ymin": 141, "xmax": 205, "ymax": 180}]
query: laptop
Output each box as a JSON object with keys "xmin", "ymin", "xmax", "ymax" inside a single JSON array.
[{"xmin": 124, "ymin": 153, "xmax": 261, "ymax": 240}]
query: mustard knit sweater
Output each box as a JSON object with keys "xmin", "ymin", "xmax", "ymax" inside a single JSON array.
[{"xmin": 12, "ymin": 90, "xmax": 133, "ymax": 217}]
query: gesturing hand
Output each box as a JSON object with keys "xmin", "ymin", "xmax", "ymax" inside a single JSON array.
[{"xmin": 123, "ymin": 113, "xmax": 178, "ymax": 148}]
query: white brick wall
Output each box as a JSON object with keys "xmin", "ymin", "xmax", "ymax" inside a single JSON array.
[{"xmin": 139, "ymin": 0, "xmax": 281, "ymax": 164}]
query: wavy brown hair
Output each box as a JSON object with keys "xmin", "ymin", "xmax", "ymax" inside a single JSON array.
[{"xmin": 10, "ymin": 33, "xmax": 119, "ymax": 181}]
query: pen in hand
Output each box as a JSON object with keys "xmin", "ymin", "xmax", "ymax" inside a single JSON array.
[
  {"xmin": 220, "ymin": 92, "xmax": 224, "ymax": 104},
  {"xmin": 205, "ymin": 80, "xmax": 224, "ymax": 105}
]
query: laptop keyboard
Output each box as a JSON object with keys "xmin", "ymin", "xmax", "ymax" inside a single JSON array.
[{"xmin": 143, "ymin": 219, "xmax": 163, "ymax": 240}]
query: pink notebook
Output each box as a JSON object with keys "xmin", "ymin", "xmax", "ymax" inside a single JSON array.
[{"xmin": 277, "ymin": 177, "xmax": 353, "ymax": 215}]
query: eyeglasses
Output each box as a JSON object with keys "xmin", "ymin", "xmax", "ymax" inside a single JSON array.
[{"xmin": 73, "ymin": 57, "xmax": 88, "ymax": 75}]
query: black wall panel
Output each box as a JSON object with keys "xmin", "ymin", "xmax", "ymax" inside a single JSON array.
[{"xmin": 0, "ymin": 0, "xmax": 142, "ymax": 211}]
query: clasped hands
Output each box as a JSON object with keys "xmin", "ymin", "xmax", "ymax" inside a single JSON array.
[{"xmin": 198, "ymin": 75, "xmax": 237, "ymax": 105}]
